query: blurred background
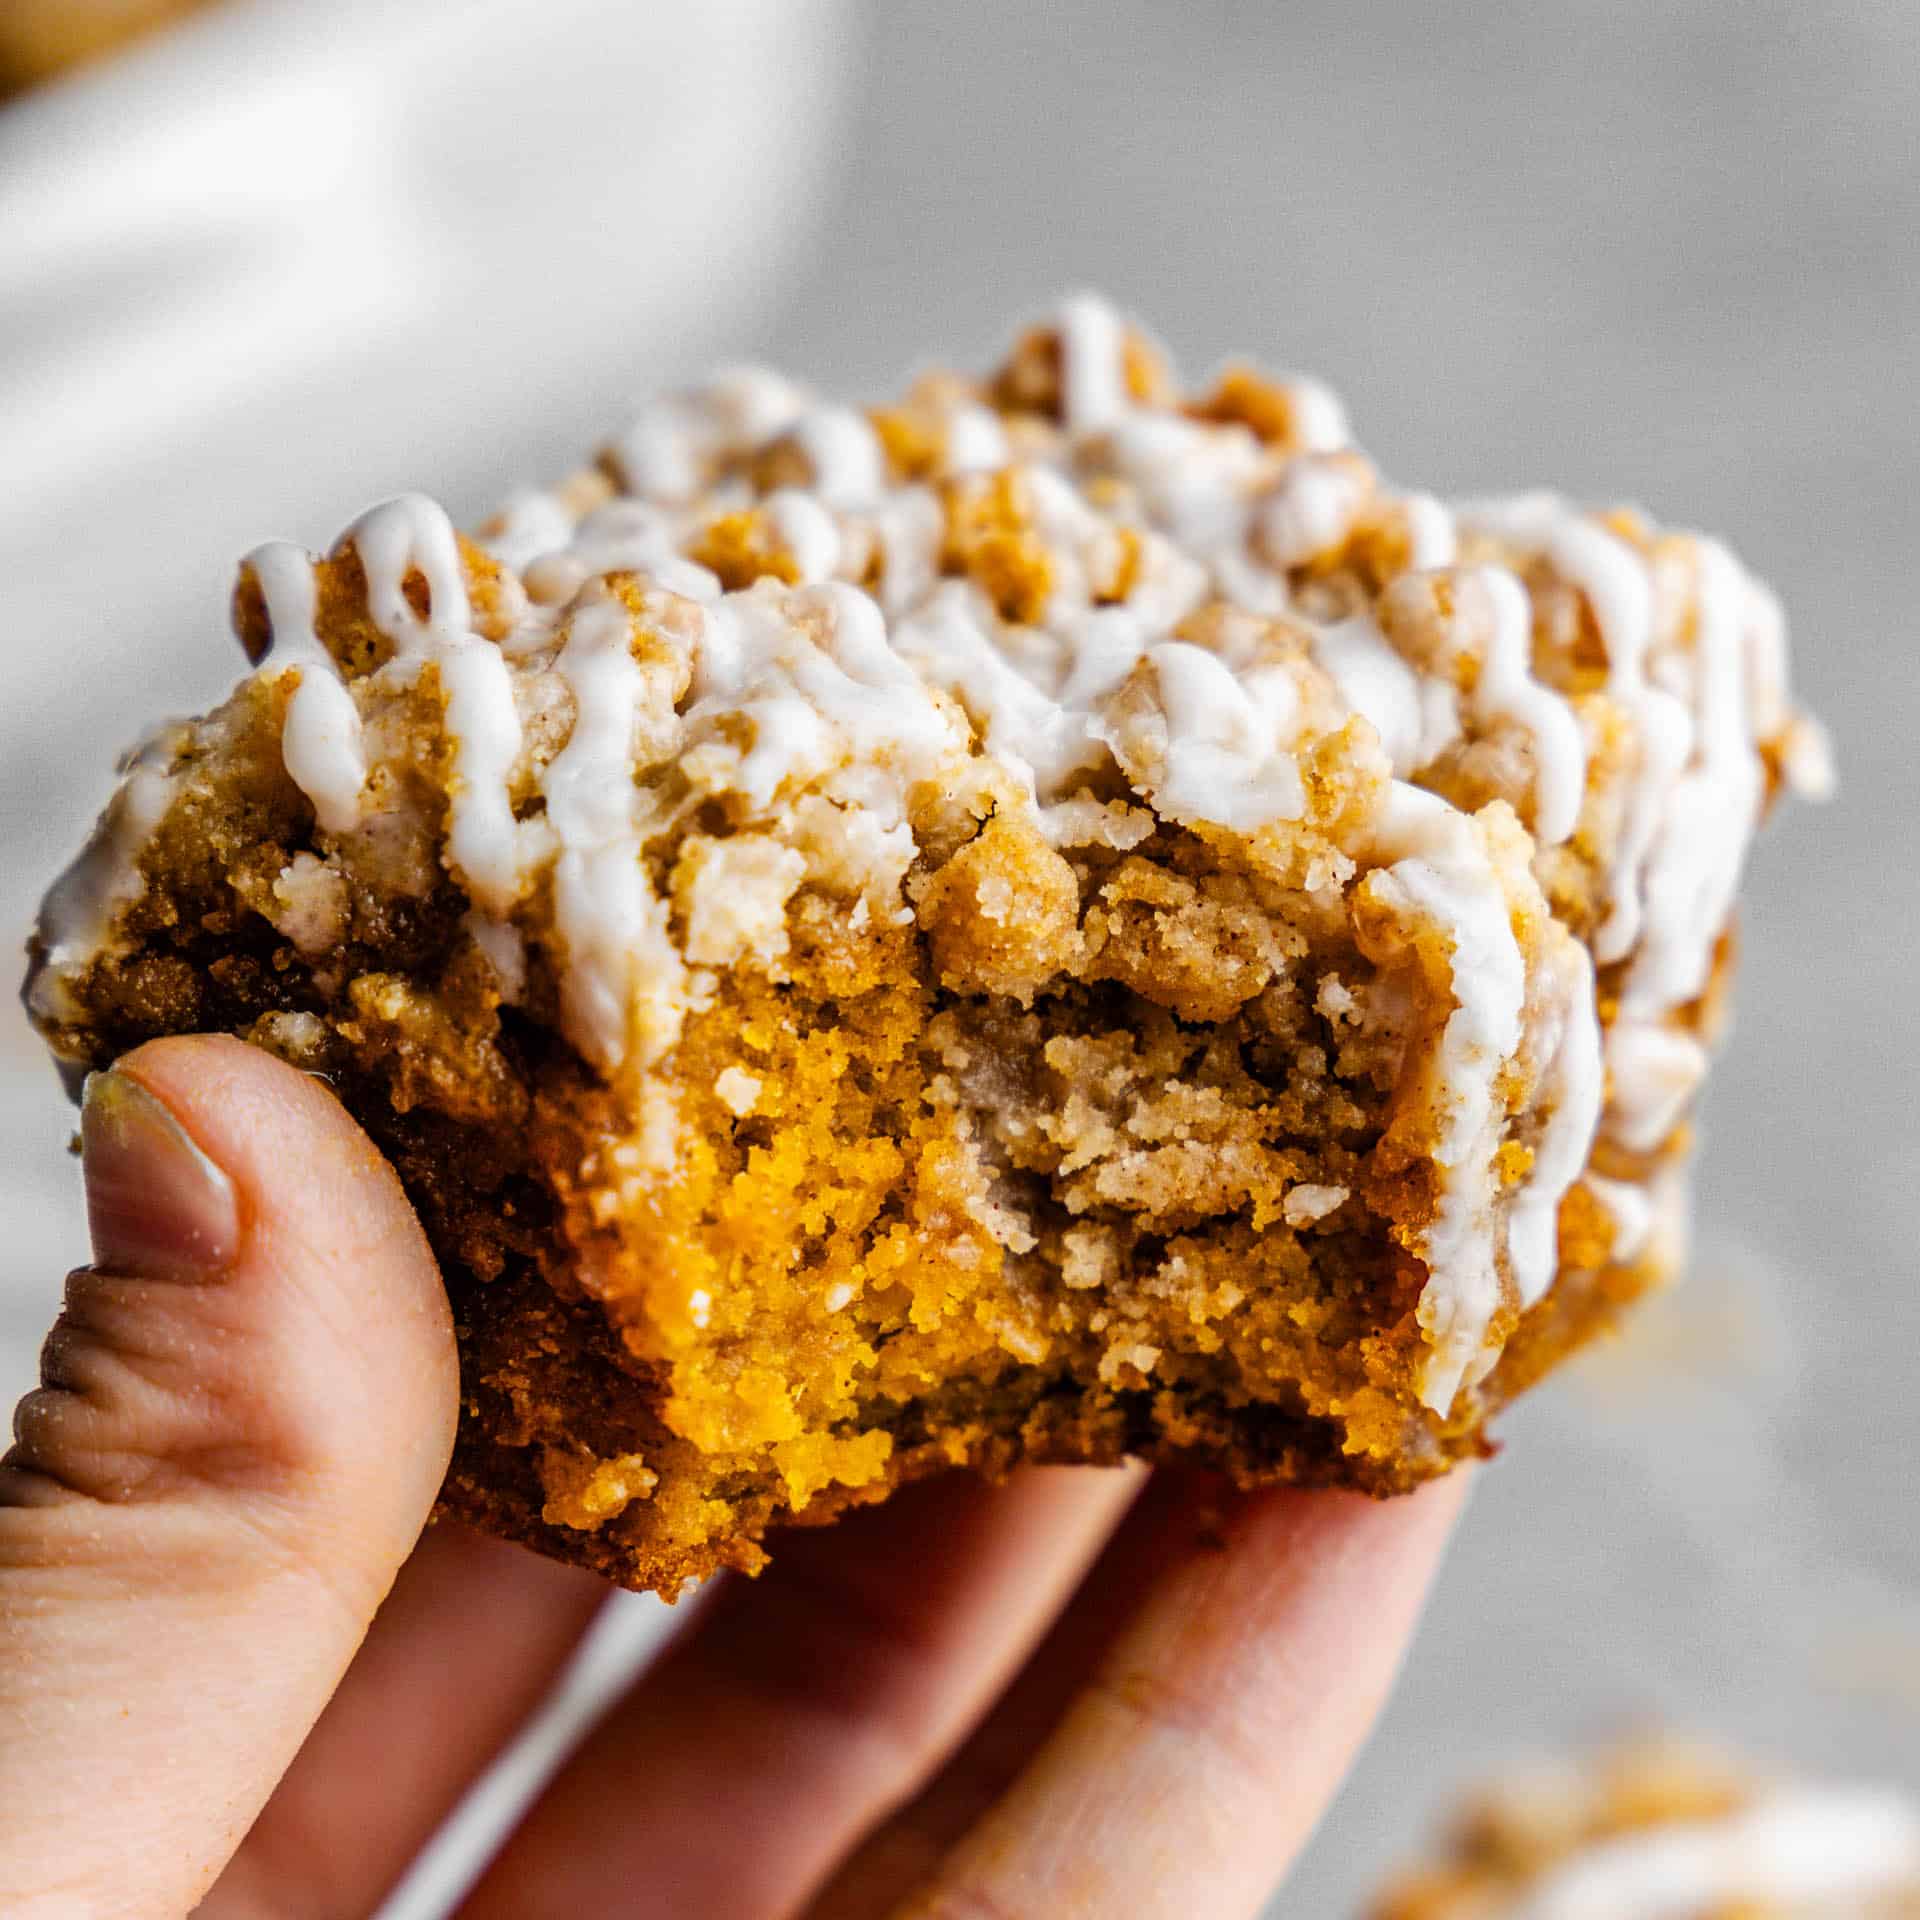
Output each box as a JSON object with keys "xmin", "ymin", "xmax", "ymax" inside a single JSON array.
[{"xmin": 1, "ymin": 1, "xmax": 1915, "ymax": 1912}]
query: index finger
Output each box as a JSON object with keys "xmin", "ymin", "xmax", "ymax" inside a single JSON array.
[{"xmin": 818, "ymin": 1469, "xmax": 1470, "ymax": 1920}]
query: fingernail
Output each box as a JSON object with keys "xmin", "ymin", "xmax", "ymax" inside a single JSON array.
[{"xmin": 82, "ymin": 1069, "xmax": 241, "ymax": 1279}]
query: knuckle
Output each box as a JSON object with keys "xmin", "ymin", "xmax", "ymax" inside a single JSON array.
[
  {"xmin": 1083, "ymin": 1657, "xmax": 1273, "ymax": 1795},
  {"xmin": 907, "ymin": 1884, "xmax": 1030, "ymax": 1920},
  {"xmin": 6, "ymin": 1269, "xmax": 309, "ymax": 1511}
]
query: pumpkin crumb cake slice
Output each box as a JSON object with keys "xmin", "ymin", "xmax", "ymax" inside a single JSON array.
[
  {"xmin": 1366, "ymin": 1735, "xmax": 1920, "ymax": 1918},
  {"xmin": 25, "ymin": 295, "xmax": 1828, "ymax": 1592}
]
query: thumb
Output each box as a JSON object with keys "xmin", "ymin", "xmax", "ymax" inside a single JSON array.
[{"xmin": 0, "ymin": 1034, "xmax": 458, "ymax": 1919}]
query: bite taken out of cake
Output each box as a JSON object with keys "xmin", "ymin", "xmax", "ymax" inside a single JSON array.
[{"xmin": 25, "ymin": 296, "xmax": 1827, "ymax": 1592}]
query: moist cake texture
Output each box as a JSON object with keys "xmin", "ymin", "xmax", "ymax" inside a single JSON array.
[
  {"xmin": 25, "ymin": 296, "xmax": 1827, "ymax": 1589},
  {"xmin": 1367, "ymin": 1736, "xmax": 1920, "ymax": 1918}
]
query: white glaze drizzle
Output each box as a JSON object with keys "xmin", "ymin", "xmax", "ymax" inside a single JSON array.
[
  {"xmin": 1402, "ymin": 493, "xmax": 1458, "ymax": 569},
  {"xmin": 1057, "ymin": 291, "xmax": 1130, "ymax": 433},
  {"xmin": 1506, "ymin": 928, "xmax": 1604, "ymax": 1307},
  {"xmin": 609, "ymin": 366, "xmax": 810, "ymax": 500},
  {"xmin": 1749, "ymin": 574, "xmax": 1837, "ymax": 799},
  {"xmin": 1584, "ymin": 1173, "xmax": 1656, "ymax": 1265},
  {"xmin": 791, "ymin": 406, "xmax": 886, "ymax": 506},
  {"xmin": 1255, "ymin": 455, "xmax": 1367, "ymax": 570},
  {"xmin": 761, "ymin": 489, "xmax": 842, "ymax": 584},
  {"xmin": 1356, "ymin": 784, "xmax": 1528, "ymax": 1413},
  {"xmin": 1104, "ymin": 409, "xmax": 1268, "ymax": 562},
  {"xmin": 942, "ymin": 403, "xmax": 1012, "ymax": 472},
  {"xmin": 866, "ymin": 487, "xmax": 946, "ymax": 616},
  {"xmin": 671, "ymin": 578, "xmax": 966, "ymax": 922},
  {"xmin": 28, "ymin": 735, "xmax": 177, "ymax": 1026},
  {"xmin": 1460, "ymin": 493, "xmax": 1693, "ymax": 963},
  {"xmin": 345, "ymin": 496, "xmax": 526, "ymax": 913},
  {"xmin": 541, "ymin": 594, "xmax": 682, "ymax": 1070},
  {"xmin": 1604, "ymin": 1020, "xmax": 1710, "ymax": 1154},
  {"xmin": 246, "ymin": 540, "xmax": 369, "ymax": 834},
  {"xmin": 1455, "ymin": 493, "xmax": 1798, "ymax": 1268},
  {"xmin": 894, "ymin": 584, "xmax": 1115, "ymax": 800},
  {"xmin": 463, "ymin": 908, "xmax": 526, "ymax": 1003},
  {"xmin": 1130, "ymin": 639, "xmax": 1308, "ymax": 829},
  {"xmin": 1473, "ymin": 567, "xmax": 1587, "ymax": 846},
  {"xmin": 543, "ymin": 501, "xmax": 721, "ymax": 608},
  {"xmin": 1315, "ymin": 566, "xmax": 1585, "ymax": 849},
  {"xmin": 1619, "ymin": 537, "xmax": 1766, "ymax": 1018},
  {"xmin": 1316, "ymin": 613, "xmax": 1453, "ymax": 775},
  {"xmin": 479, "ymin": 489, "xmax": 579, "ymax": 574},
  {"xmin": 1510, "ymin": 1785, "xmax": 1920, "ymax": 1920},
  {"xmin": 1280, "ymin": 372, "xmax": 1351, "ymax": 452}
]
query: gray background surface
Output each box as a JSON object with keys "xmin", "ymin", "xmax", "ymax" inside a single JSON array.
[{"xmin": 2, "ymin": 3, "xmax": 1915, "ymax": 1912}]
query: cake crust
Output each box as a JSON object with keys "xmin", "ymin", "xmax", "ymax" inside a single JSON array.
[{"xmin": 25, "ymin": 297, "xmax": 1826, "ymax": 1592}]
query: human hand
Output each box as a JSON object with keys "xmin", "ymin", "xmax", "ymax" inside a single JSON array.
[{"xmin": 1, "ymin": 1036, "xmax": 1466, "ymax": 1919}]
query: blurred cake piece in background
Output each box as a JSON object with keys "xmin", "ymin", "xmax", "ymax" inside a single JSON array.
[{"xmin": 1368, "ymin": 1733, "xmax": 1920, "ymax": 1918}]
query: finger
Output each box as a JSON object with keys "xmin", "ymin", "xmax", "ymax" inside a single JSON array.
[
  {"xmin": 459, "ymin": 1462, "xmax": 1148, "ymax": 1920},
  {"xmin": 801, "ymin": 1468, "xmax": 1168, "ymax": 1920},
  {"xmin": 837, "ymin": 1470, "xmax": 1469, "ymax": 1920},
  {"xmin": 0, "ymin": 1036, "xmax": 459, "ymax": 1919},
  {"xmin": 201, "ymin": 1521, "xmax": 609, "ymax": 1919}
]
